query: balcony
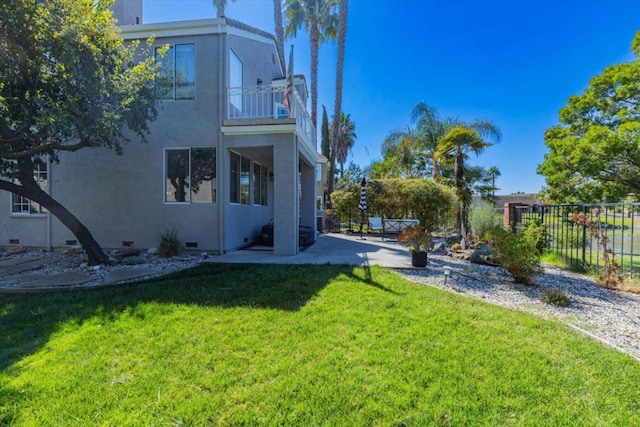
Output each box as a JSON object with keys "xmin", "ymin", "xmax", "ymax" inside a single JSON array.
[{"xmin": 224, "ymin": 85, "xmax": 316, "ymax": 149}]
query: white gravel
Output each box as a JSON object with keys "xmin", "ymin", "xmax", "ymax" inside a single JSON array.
[{"xmin": 399, "ymin": 253, "xmax": 640, "ymax": 361}]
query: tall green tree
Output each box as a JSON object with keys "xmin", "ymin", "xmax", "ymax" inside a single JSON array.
[
  {"xmin": 285, "ymin": 0, "xmax": 338, "ymax": 131},
  {"xmin": 328, "ymin": 0, "xmax": 348, "ymax": 197},
  {"xmin": 334, "ymin": 113, "xmax": 356, "ymax": 178},
  {"xmin": 538, "ymin": 31, "xmax": 640, "ymax": 203},
  {"xmin": 0, "ymin": 0, "xmax": 161, "ymax": 264},
  {"xmin": 487, "ymin": 166, "xmax": 501, "ymax": 199},
  {"xmin": 321, "ymin": 105, "xmax": 330, "ymax": 158}
]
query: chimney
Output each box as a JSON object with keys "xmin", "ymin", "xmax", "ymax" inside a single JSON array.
[{"xmin": 111, "ymin": 0, "xmax": 143, "ymax": 25}]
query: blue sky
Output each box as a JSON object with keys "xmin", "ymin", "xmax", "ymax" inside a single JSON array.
[{"xmin": 143, "ymin": 0, "xmax": 640, "ymax": 195}]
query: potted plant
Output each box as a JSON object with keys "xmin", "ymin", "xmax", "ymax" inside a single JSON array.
[{"xmin": 398, "ymin": 225, "xmax": 432, "ymax": 267}]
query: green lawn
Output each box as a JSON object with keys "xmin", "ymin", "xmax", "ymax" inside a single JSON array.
[{"xmin": 2, "ymin": 264, "xmax": 640, "ymax": 426}]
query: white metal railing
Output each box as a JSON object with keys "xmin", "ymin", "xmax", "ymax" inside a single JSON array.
[{"xmin": 227, "ymin": 85, "xmax": 316, "ymax": 146}]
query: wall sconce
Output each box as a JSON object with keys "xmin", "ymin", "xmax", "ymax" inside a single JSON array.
[
  {"xmin": 257, "ymin": 78, "xmax": 263, "ymax": 85},
  {"xmin": 443, "ymin": 267, "xmax": 451, "ymax": 286}
]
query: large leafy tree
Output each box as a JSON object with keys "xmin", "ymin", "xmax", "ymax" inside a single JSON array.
[
  {"xmin": 285, "ymin": 0, "xmax": 338, "ymax": 131},
  {"xmin": 538, "ymin": 31, "xmax": 640, "ymax": 203},
  {"xmin": 0, "ymin": 0, "xmax": 160, "ymax": 264}
]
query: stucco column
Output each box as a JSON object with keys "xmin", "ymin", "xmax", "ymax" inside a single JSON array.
[
  {"xmin": 273, "ymin": 138, "xmax": 298, "ymax": 255},
  {"xmin": 299, "ymin": 161, "xmax": 316, "ymax": 236}
]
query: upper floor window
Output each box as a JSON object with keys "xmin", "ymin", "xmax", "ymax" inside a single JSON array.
[
  {"xmin": 229, "ymin": 49, "xmax": 243, "ymax": 112},
  {"xmin": 156, "ymin": 44, "xmax": 195, "ymax": 100},
  {"xmin": 165, "ymin": 148, "xmax": 216, "ymax": 203},
  {"xmin": 11, "ymin": 162, "xmax": 48, "ymax": 215}
]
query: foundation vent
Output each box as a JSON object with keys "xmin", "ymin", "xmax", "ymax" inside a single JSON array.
[
  {"xmin": 122, "ymin": 241, "xmax": 134, "ymax": 247},
  {"xmin": 8, "ymin": 239, "xmax": 20, "ymax": 245},
  {"xmin": 65, "ymin": 240, "xmax": 77, "ymax": 246},
  {"xmin": 185, "ymin": 242, "xmax": 198, "ymax": 248}
]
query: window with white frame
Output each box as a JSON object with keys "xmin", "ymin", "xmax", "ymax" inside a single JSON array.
[
  {"xmin": 229, "ymin": 49, "xmax": 243, "ymax": 112},
  {"xmin": 11, "ymin": 162, "xmax": 48, "ymax": 215},
  {"xmin": 156, "ymin": 44, "xmax": 195, "ymax": 100},
  {"xmin": 253, "ymin": 162, "xmax": 268, "ymax": 206},
  {"xmin": 165, "ymin": 148, "xmax": 216, "ymax": 203}
]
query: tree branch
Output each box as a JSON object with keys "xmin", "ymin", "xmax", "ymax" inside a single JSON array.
[{"xmin": 3, "ymin": 138, "xmax": 101, "ymax": 159}]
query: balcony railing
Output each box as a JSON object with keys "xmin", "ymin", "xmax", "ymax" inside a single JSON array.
[{"xmin": 227, "ymin": 85, "xmax": 316, "ymax": 146}]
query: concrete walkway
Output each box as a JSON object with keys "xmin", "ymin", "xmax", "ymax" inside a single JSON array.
[
  {"xmin": 209, "ymin": 233, "xmax": 414, "ymax": 267},
  {"xmin": 0, "ymin": 233, "xmax": 415, "ymax": 293}
]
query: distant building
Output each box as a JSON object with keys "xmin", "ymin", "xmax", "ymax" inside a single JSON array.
[{"xmin": 472, "ymin": 193, "xmax": 543, "ymax": 210}]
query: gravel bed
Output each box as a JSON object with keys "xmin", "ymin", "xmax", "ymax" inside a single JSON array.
[
  {"xmin": 399, "ymin": 253, "xmax": 640, "ymax": 361},
  {"xmin": 0, "ymin": 250, "xmax": 204, "ymax": 288}
]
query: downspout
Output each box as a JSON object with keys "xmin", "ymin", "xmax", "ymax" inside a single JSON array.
[
  {"xmin": 46, "ymin": 158, "xmax": 52, "ymax": 252},
  {"xmin": 217, "ymin": 19, "xmax": 227, "ymax": 254}
]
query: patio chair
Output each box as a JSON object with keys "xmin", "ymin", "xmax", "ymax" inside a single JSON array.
[{"xmin": 368, "ymin": 217, "xmax": 384, "ymax": 240}]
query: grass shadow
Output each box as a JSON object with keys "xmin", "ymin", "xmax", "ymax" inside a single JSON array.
[{"xmin": 0, "ymin": 263, "xmax": 349, "ymax": 373}]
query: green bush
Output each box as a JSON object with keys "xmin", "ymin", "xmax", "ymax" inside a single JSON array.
[
  {"xmin": 487, "ymin": 226, "xmax": 543, "ymax": 285},
  {"xmin": 158, "ymin": 227, "xmax": 182, "ymax": 257},
  {"xmin": 541, "ymin": 288, "xmax": 571, "ymax": 307},
  {"xmin": 523, "ymin": 219, "xmax": 548, "ymax": 254},
  {"xmin": 469, "ymin": 202, "xmax": 502, "ymax": 242}
]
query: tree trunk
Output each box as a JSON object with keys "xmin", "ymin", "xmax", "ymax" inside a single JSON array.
[
  {"xmin": 0, "ymin": 173, "xmax": 110, "ymax": 265},
  {"xmin": 310, "ymin": 22, "xmax": 319, "ymax": 130},
  {"xmin": 455, "ymin": 152, "xmax": 466, "ymax": 236},
  {"xmin": 327, "ymin": 0, "xmax": 348, "ymax": 205},
  {"xmin": 215, "ymin": 0, "xmax": 226, "ymax": 18},
  {"xmin": 273, "ymin": 0, "xmax": 285, "ymax": 72}
]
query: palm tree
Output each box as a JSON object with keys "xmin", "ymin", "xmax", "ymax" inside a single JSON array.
[
  {"xmin": 213, "ymin": 0, "xmax": 235, "ymax": 18},
  {"xmin": 273, "ymin": 0, "xmax": 286, "ymax": 71},
  {"xmin": 487, "ymin": 166, "xmax": 501, "ymax": 199},
  {"xmin": 381, "ymin": 126, "xmax": 422, "ymax": 178},
  {"xmin": 335, "ymin": 113, "xmax": 356, "ymax": 178},
  {"xmin": 411, "ymin": 101, "xmax": 449, "ymax": 180},
  {"xmin": 328, "ymin": 0, "xmax": 348, "ymax": 197},
  {"xmin": 285, "ymin": 0, "xmax": 338, "ymax": 131},
  {"xmin": 438, "ymin": 122, "xmax": 501, "ymax": 235}
]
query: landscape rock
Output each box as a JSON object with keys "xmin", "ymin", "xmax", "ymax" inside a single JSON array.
[
  {"xmin": 469, "ymin": 244, "xmax": 497, "ymax": 265},
  {"xmin": 147, "ymin": 247, "xmax": 159, "ymax": 255},
  {"xmin": 431, "ymin": 242, "xmax": 447, "ymax": 254},
  {"xmin": 9, "ymin": 246, "xmax": 27, "ymax": 254}
]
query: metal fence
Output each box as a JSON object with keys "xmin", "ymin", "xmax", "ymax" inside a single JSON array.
[{"xmin": 511, "ymin": 203, "xmax": 640, "ymax": 274}]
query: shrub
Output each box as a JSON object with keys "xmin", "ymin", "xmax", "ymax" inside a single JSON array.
[
  {"xmin": 542, "ymin": 288, "xmax": 571, "ymax": 307},
  {"xmin": 469, "ymin": 202, "xmax": 501, "ymax": 242},
  {"xmin": 487, "ymin": 226, "xmax": 543, "ymax": 285},
  {"xmin": 158, "ymin": 227, "xmax": 182, "ymax": 257},
  {"xmin": 572, "ymin": 212, "xmax": 624, "ymax": 289},
  {"xmin": 523, "ymin": 219, "xmax": 548, "ymax": 254}
]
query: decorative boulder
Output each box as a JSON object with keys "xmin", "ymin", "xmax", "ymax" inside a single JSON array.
[{"xmin": 469, "ymin": 243, "xmax": 497, "ymax": 266}]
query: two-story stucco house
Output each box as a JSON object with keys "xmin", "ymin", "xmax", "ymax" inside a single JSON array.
[{"xmin": 0, "ymin": 0, "xmax": 319, "ymax": 256}]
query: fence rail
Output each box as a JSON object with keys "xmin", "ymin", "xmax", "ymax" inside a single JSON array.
[{"xmin": 511, "ymin": 203, "xmax": 640, "ymax": 274}]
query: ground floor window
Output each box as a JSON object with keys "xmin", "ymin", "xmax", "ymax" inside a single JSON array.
[
  {"xmin": 253, "ymin": 162, "xmax": 268, "ymax": 206},
  {"xmin": 165, "ymin": 148, "xmax": 216, "ymax": 203},
  {"xmin": 11, "ymin": 162, "xmax": 48, "ymax": 215},
  {"xmin": 230, "ymin": 151, "xmax": 269, "ymax": 206}
]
